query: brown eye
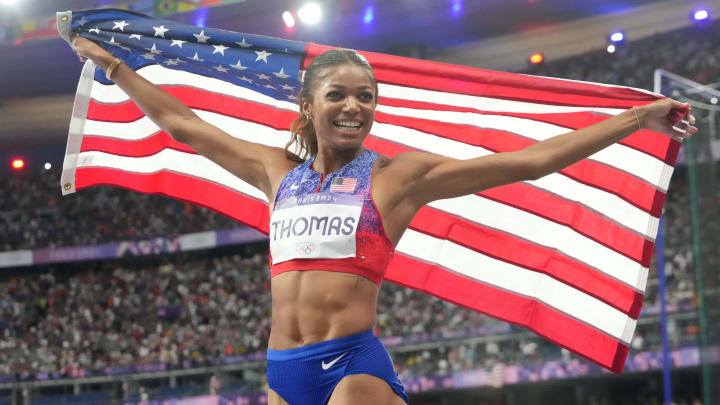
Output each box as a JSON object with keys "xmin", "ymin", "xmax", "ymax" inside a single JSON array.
[
  {"xmin": 360, "ymin": 92, "xmax": 374, "ymax": 102},
  {"xmin": 327, "ymin": 90, "xmax": 342, "ymax": 99}
]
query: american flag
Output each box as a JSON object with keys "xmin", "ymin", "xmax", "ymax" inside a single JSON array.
[
  {"xmin": 329, "ymin": 177, "xmax": 357, "ymax": 193},
  {"xmin": 58, "ymin": 9, "xmax": 683, "ymax": 373}
]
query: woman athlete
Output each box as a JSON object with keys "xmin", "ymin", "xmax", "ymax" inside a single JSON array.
[{"xmin": 70, "ymin": 37, "xmax": 696, "ymax": 404}]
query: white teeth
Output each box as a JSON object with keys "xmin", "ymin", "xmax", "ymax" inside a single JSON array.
[{"xmin": 334, "ymin": 121, "xmax": 362, "ymax": 128}]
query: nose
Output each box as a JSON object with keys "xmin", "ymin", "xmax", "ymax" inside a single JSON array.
[{"xmin": 342, "ymin": 96, "xmax": 360, "ymax": 113}]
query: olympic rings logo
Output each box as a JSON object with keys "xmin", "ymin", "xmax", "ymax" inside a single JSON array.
[{"xmin": 296, "ymin": 243, "xmax": 316, "ymax": 255}]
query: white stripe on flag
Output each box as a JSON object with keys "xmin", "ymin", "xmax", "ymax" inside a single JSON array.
[
  {"xmin": 377, "ymin": 82, "xmax": 628, "ymax": 115},
  {"xmin": 396, "ymin": 228, "xmax": 637, "ymax": 344},
  {"xmin": 73, "ymin": 149, "xmax": 267, "ymax": 201}
]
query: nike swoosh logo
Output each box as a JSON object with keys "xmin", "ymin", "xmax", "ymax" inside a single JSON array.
[
  {"xmin": 321, "ymin": 352, "xmax": 347, "ymax": 370},
  {"xmin": 289, "ymin": 183, "xmax": 300, "ymax": 190}
]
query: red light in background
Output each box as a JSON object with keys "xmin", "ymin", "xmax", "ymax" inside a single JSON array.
[
  {"xmin": 529, "ymin": 52, "xmax": 544, "ymax": 64},
  {"xmin": 11, "ymin": 158, "xmax": 25, "ymax": 170}
]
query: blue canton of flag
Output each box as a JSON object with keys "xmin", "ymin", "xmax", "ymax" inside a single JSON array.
[{"xmin": 60, "ymin": 8, "xmax": 306, "ymax": 103}]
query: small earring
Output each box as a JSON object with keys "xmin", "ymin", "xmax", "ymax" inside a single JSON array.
[{"xmin": 306, "ymin": 114, "xmax": 312, "ymax": 120}]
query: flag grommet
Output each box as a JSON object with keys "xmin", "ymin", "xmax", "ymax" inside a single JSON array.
[
  {"xmin": 63, "ymin": 182, "xmax": 72, "ymax": 191},
  {"xmin": 61, "ymin": 15, "xmax": 69, "ymax": 22}
]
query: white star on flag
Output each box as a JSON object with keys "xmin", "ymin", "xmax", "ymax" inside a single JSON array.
[
  {"xmin": 256, "ymin": 73, "xmax": 270, "ymax": 80},
  {"xmin": 141, "ymin": 52, "xmax": 155, "ymax": 60},
  {"xmin": 88, "ymin": 27, "xmax": 100, "ymax": 34},
  {"xmin": 239, "ymin": 76, "xmax": 253, "ymax": 83},
  {"xmin": 273, "ymin": 67, "xmax": 290, "ymax": 79},
  {"xmin": 287, "ymin": 94, "xmax": 298, "ymax": 100},
  {"xmin": 163, "ymin": 59, "xmax": 179, "ymax": 66},
  {"xmin": 212, "ymin": 44, "xmax": 229, "ymax": 56},
  {"xmin": 281, "ymin": 84, "xmax": 296, "ymax": 91},
  {"xmin": 230, "ymin": 60, "xmax": 247, "ymax": 70},
  {"xmin": 77, "ymin": 16, "xmax": 89, "ymax": 26},
  {"xmin": 129, "ymin": 34, "xmax": 143, "ymax": 40},
  {"xmin": 193, "ymin": 30, "xmax": 210, "ymax": 43},
  {"xmin": 191, "ymin": 52, "xmax": 204, "ymax": 62},
  {"xmin": 214, "ymin": 65, "xmax": 229, "ymax": 73},
  {"xmin": 263, "ymin": 84, "xmax": 276, "ymax": 89},
  {"xmin": 106, "ymin": 36, "xmax": 130, "ymax": 51},
  {"xmin": 170, "ymin": 39, "xmax": 186, "ymax": 48},
  {"xmin": 153, "ymin": 25, "xmax": 169, "ymax": 38},
  {"xmin": 112, "ymin": 20, "xmax": 129, "ymax": 31},
  {"xmin": 254, "ymin": 50, "xmax": 271, "ymax": 63},
  {"xmin": 145, "ymin": 43, "xmax": 162, "ymax": 55},
  {"xmin": 236, "ymin": 37, "xmax": 252, "ymax": 48}
]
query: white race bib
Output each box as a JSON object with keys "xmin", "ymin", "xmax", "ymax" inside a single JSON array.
[{"xmin": 270, "ymin": 192, "xmax": 363, "ymax": 264}]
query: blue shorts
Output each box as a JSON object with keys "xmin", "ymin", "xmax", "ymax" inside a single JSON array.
[{"xmin": 267, "ymin": 329, "xmax": 408, "ymax": 405}]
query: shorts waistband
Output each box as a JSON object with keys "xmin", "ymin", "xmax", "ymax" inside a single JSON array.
[{"xmin": 267, "ymin": 329, "xmax": 375, "ymax": 361}]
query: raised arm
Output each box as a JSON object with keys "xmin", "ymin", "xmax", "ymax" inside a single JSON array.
[
  {"xmin": 70, "ymin": 37, "xmax": 294, "ymax": 200},
  {"xmin": 389, "ymin": 99, "xmax": 696, "ymax": 209}
]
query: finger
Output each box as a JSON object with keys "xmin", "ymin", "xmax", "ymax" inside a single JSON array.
[{"xmin": 673, "ymin": 125, "xmax": 697, "ymax": 137}]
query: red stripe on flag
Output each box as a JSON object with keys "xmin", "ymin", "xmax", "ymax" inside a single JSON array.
[
  {"xmin": 305, "ymin": 44, "xmax": 661, "ymax": 109},
  {"xmin": 410, "ymin": 206, "xmax": 644, "ymax": 318},
  {"xmin": 378, "ymin": 96, "xmax": 678, "ymax": 165},
  {"xmin": 87, "ymin": 86, "xmax": 297, "ymax": 129},
  {"xmin": 74, "ymin": 167, "xmax": 270, "ymax": 234},
  {"xmin": 81, "ymin": 132, "xmax": 197, "ymax": 157},
  {"xmin": 384, "ymin": 253, "xmax": 629, "ymax": 373}
]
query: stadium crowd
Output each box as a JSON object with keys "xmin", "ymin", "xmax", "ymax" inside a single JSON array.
[
  {"xmin": 524, "ymin": 18, "xmax": 720, "ymax": 93},
  {"xmin": 0, "ymin": 18, "xmax": 717, "ymax": 384}
]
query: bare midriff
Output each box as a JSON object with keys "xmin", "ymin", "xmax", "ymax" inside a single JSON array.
[{"xmin": 268, "ymin": 269, "xmax": 379, "ymax": 350}]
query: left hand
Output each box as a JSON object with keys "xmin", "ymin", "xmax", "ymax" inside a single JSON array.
[{"xmin": 640, "ymin": 99, "xmax": 697, "ymax": 142}]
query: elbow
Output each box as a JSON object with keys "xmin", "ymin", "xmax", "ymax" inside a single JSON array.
[
  {"xmin": 519, "ymin": 151, "xmax": 548, "ymax": 181},
  {"xmin": 164, "ymin": 114, "xmax": 196, "ymax": 143}
]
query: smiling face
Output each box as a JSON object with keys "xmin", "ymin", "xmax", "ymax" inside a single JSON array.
[{"xmin": 302, "ymin": 63, "xmax": 377, "ymax": 154}]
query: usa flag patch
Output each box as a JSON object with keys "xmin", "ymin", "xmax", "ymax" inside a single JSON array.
[{"xmin": 329, "ymin": 177, "xmax": 357, "ymax": 192}]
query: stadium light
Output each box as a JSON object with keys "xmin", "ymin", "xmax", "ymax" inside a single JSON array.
[
  {"xmin": 44, "ymin": 162, "xmax": 52, "ymax": 170},
  {"xmin": 692, "ymin": 9, "xmax": 709, "ymax": 21},
  {"xmin": 529, "ymin": 52, "xmax": 544, "ymax": 65},
  {"xmin": 363, "ymin": 6, "xmax": 374, "ymax": 24},
  {"xmin": 711, "ymin": 97, "xmax": 718, "ymax": 105},
  {"xmin": 298, "ymin": 2, "xmax": 322, "ymax": 25},
  {"xmin": 0, "ymin": 0, "xmax": 16, "ymax": 7},
  {"xmin": 282, "ymin": 11, "xmax": 296, "ymax": 28},
  {"xmin": 452, "ymin": 0, "xmax": 462, "ymax": 15},
  {"xmin": 609, "ymin": 31, "xmax": 625, "ymax": 43},
  {"xmin": 607, "ymin": 44, "xmax": 616, "ymax": 53},
  {"xmin": 11, "ymin": 158, "xmax": 24, "ymax": 170}
]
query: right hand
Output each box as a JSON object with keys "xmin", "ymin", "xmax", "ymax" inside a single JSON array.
[{"xmin": 70, "ymin": 36, "xmax": 112, "ymax": 64}]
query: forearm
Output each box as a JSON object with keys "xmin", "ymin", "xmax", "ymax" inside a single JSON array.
[
  {"xmin": 91, "ymin": 53, "xmax": 197, "ymax": 140},
  {"xmin": 525, "ymin": 107, "xmax": 646, "ymax": 179}
]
